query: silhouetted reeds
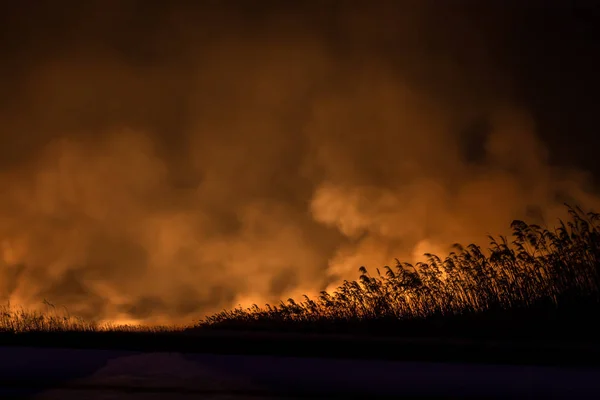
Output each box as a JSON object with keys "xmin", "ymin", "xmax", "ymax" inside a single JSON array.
[
  {"xmin": 0, "ymin": 301, "xmax": 183, "ymax": 333},
  {"xmin": 198, "ymin": 205, "xmax": 600, "ymax": 337}
]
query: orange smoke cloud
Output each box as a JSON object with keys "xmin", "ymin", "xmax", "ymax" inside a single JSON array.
[{"xmin": 0, "ymin": 2, "xmax": 598, "ymax": 324}]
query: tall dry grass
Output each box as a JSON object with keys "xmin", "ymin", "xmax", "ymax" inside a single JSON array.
[
  {"xmin": 198, "ymin": 205, "xmax": 600, "ymax": 332},
  {"xmin": 0, "ymin": 301, "xmax": 98, "ymax": 333},
  {"xmin": 0, "ymin": 301, "xmax": 184, "ymax": 333}
]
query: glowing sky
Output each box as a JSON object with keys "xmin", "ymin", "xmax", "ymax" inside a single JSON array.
[{"xmin": 0, "ymin": 1, "xmax": 599, "ymax": 324}]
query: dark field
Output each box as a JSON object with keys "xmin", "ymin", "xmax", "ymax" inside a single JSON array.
[{"xmin": 2, "ymin": 328, "xmax": 600, "ymax": 368}]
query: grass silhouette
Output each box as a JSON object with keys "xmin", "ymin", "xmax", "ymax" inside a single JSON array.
[
  {"xmin": 197, "ymin": 205, "xmax": 600, "ymax": 340},
  {"xmin": 0, "ymin": 303, "xmax": 183, "ymax": 333}
]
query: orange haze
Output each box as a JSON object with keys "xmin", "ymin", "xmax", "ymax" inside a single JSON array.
[{"xmin": 0, "ymin": 2, "xmax": 598, "ymax": 324}]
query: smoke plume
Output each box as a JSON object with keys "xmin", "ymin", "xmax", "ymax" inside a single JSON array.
[{"xmin": 0, "ymin": 1, "xmax": 597, "ymax": 324}]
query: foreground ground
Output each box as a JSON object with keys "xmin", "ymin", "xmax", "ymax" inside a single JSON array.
[
  {"xmin": 2, "ymin": 343, "xmax": 600, "ymax": 399},
  {"xmin": 1, "ymin": 328, "xmax": 600, "ymax": 368}
]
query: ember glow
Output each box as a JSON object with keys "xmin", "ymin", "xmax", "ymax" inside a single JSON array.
[{"xmin": 0, "ymin": 2, "xmax": 598, "ymax": 324}]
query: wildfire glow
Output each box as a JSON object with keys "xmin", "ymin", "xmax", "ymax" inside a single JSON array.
[{"xmin": 0, "ymin": 2, "xmax": 598, "ymax": 325}]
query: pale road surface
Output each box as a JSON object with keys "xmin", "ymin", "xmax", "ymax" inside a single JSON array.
[{"xmin": 1, "ymin": 346, "xmax": 600, "ymax": 399}]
